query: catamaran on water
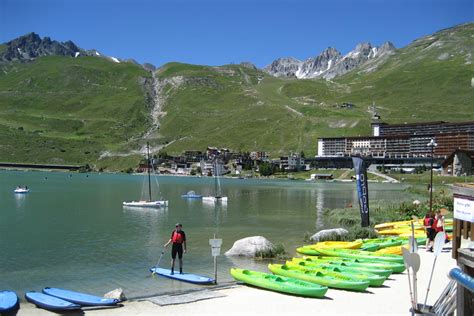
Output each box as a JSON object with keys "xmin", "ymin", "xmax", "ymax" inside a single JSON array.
[
  {"xmin": 14, "ymin": 186, "xmax": 29, "ymax": 194},
  {"xmin": 202, "ymin": 159, "xmax": 227, "ymax": 204},
  {"xmin": 123, "ymin": 143, "xmax": 168, "ymax": 208}
]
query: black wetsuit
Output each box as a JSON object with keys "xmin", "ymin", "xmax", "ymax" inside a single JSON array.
[{"xmin": 170, "ymin": 230, "xmax": 186, "ymax": 259}]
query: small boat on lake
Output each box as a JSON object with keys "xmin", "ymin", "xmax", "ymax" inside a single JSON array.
[
  {"xmin": 14, "ymin": 186, "xmax": 29, "ymax": 194},
  {"xmin": 202, "ymin": 160, "xmax": 227, "ymax": 204},
  {"xmin": 181, "ymin": 191, "xmax": 202, "ymax": 199},
  {"xmin": 123, "ymin": 142, "xmax": 168, "ymax": 208}
]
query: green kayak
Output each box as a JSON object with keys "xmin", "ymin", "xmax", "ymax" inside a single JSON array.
[
  {"xmin": 230, "ymin": 268, "xmax": 328, "ymax": 298},
  {"xmin": 268, "ymin": 264, "xmax": 370, "ymax": 292},
  {"xmin": 303, "ymin": 255, "xmax": 406, "ymax": 273},
  {"xmin": 291, "ymin": 257, "xmax": 392, "ymax": 278},
  {"xmin": 286, "ymin": 261, "xmax": 386, "ymax": 287},
  {"xmin": 360, "ymin": 243, "xmax": 380, "ymax": 251},
  {"xmin": 315, "ymin": 248, "xmax": 404, "ymax": 264},
  {"xmin": 297, "ymin": 246, "xmax": 326, "ymax": 256},
  {"xmin": 360, "ymin": 239, "xmax": 403, "ymax": 251}
]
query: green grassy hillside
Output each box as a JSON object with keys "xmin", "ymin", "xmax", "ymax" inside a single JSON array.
[
  {"xmin": 156, "ymin": 24, "xmax": 474, "ymax": 156},
  {"xmin": 0, "ymin": 56, "xmax": 151, "ymax": 167},
  {"xmin": 0, "ymin": 23, "xmax": 472, "ymax": 170}
]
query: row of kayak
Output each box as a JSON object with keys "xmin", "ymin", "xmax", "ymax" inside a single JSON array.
[
  {"xmin": 0, "ymin": 287, "xmax": 120, "ymax": 313},
  {"xmin": 374, "ymin": 218, "xmax": 453, "ymax": 237},
  {"xmin": 231, "ymin": 238, "xmax": 407, "ymax": 297}
]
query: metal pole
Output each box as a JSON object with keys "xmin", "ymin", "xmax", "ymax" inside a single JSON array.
[
  {"xmin": 429, "ymin": 144, "xmax": 434, "ymax": 213},
  {"xmin": 213, "ymin": 233, "xmax": 217, "ymax": 284},
  {"xmin": 214, "ymin": 255, "xmax": 217, "ymax": 284},
  {"xmin": 147, "ymin": 142, "xmax": 152, "ymax": 201}
]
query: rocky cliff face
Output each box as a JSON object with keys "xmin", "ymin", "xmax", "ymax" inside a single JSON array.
[
  {"xmin": 0, "ymin": 32, "xmax": 129, "ymax": 64},
  {"xmin": 0, "ymin": 32, "xmax": 89, "ymax": 62},
  {"xmin": 263, "ymin": 57, "xmax": 302, "ymax": 78},
  {"xmin": 296, "ymin": 47, "xmax": 342, "ymax": 79},
  {"xmin": 264, "ymin": 42, "xmax": 396, "ymax": 80}
]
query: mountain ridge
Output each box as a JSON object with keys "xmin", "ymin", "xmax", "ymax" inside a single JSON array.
[{"xmin": 0, "ymin": 22, "xmax": 472, "ymax": 170}]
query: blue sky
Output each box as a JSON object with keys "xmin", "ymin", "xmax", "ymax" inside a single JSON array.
[{"xmin": 1, "ymin": 0, "xmax": 472, "ymax": 67}]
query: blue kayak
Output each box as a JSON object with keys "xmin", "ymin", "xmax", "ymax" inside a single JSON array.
[
  {"xmin": 181, "ymin": 191, "xmax": 202, "ymax": 199},
  {"xmin": 25, "ymin": 292, "xmax": 81, "ymax": 311},
  {"xmin": 43, "ymin": 287, "xmax": 120, "ymax": 306},
  {"xmin": 0, "ymin": 291, "xmax": 19, "ymax": 312},
  {"xmin": 150, "ymin": 267, "xmax": 215, "ymax": 284}
]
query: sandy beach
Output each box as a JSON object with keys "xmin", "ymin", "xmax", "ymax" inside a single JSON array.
[{"xmin": 16, "ymin": 244, "xmax": 458, "ymax": 316}]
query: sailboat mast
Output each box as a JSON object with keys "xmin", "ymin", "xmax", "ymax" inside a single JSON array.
[
  {"xmin": 214, "ymin": 160, "xmax": 219, "ymax": 197},
  {"xmin": 147, "ymin": 142, "xmax": 152, "ymax": 201}
]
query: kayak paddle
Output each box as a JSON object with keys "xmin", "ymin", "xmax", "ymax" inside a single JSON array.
[
  {"xmin": 402, "ymin": 248, "xmax": 415, "ymax": 310},
  {"xmin": 152, "ymin": 246, "xmax": 166, "ymax": 275},
  {"xmin": 422, "ymin": 232, "xmax": 445, "ymax": 310}
]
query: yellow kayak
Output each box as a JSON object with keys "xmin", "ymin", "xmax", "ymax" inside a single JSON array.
[
  {"xmin": 377, "ymin": 227, "xmax": 424, "ymax": 236},
  {"xmin": 310, "ymin": 241, "xmax": 363, "ymax": 249},
  {"xmin": 375, "ymin": 244, "xmax": 409, "ymax": 255},
  {"xmin": 374, "ymin": 220, "xmax": 419, "ymax": 230}
]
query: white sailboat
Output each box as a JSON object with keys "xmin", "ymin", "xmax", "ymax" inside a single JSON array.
[
  {"xmin": 123, "ymin": 143, "xmax": 168, "ymax": 208},
  {"xmin": 202, "ymin": 160, "xmax": 227, "ymax": 204},
  {"xmin": 14, "ymin": 186, "xmax": 30, "ymax": 194}
]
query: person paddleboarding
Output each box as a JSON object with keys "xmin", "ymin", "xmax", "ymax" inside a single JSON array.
[{"xmin": 164, "ymin": 223, "xmax": 187, "ymax": 275}]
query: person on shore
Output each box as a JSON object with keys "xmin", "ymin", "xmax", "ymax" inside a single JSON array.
[
  {"xmin": 163, "ymin": 223, "xmax": 187, "ymax": 275},
  {"xmin": 424, "ymin": 212, "xmax": 436, "ymax": 252},
  {"xmin": 435, "ymin": 210, "xmax": 449, "ymax": 243}
]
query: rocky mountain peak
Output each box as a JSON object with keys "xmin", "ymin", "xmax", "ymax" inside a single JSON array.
[
  {"xmin": 264, "ymin": 40, "xmax": 397, "ymax": 80},
  {"xmin": 1, "ymin": 32, "xmax": 84, "ymax": 62},
  {"xmin": 378, "ymin": 41, "xmax": 396, "ymax": 55},
  {"xmin": 263, "ymin": 57, "xmax": 302, "ymax": 78}
]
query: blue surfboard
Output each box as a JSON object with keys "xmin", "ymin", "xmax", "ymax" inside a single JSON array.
[
  {"xmin": 25, "ymin": 291, "xmax": 81, "ymax": 311},
  {"xmin": 150, "ymin": 267, "xmax": 215, "ymax": 284},
  {"xmin": 0, "ymin": 291, "xmax": 19, "ymax": 312},
  {"xmin": 42, "ymin": 287, "xmax": 120, "ymax": 306}
]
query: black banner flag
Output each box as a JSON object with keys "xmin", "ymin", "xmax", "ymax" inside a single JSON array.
[{"xmin": 352, "ymin": 156, "xmax": 370, "ymax": 227}]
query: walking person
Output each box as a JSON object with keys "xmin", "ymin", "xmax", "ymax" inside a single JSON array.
[
  {"xmin": 164, "ymin": 223, "xmax": 187, "ymax": 275},
  {"xmin": 424, "ymin": 212, "xmax": 436, "ymax": 252}
]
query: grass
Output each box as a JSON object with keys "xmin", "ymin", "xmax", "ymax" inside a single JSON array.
[
  {"xmin": 318, "ymin": 189, "xmax": 454, "ymax": 240},
  {"xmin": 389, "ymin": 171, "xmax": 474, "ymax": 185},
  {"xmin": 1, "ymin": 23, "xmax": 473, "ymax": 169},
  {"xmin": 0, "ymin": 56, "xmax": 152, "ymax": 168}
]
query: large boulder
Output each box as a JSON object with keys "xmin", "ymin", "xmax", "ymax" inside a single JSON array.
[
  {"xmin": 225, "ymin": 236, "xmax": 274, "ymax": 257},
  {"xmin": 310, "ymin": 228, "xmax": 349, "ymax": 242},
  {"xmin": 104, "ymin": 288, "xmax": 126, "ymax": 302}
]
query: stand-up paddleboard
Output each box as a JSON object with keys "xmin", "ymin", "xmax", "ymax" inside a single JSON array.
[
  {"xmin": 42, "ymin": 287, "xmax": 120, "ymax": 306},
  {"xmin": 0, "ymin": 291, "xmax": 19, "ymax": 312},
  {"xmin": 25, "ymin": 292, "xmax": 81, "ymax": 311},
  {"xmin": 150, "ymin": 267, "xmax": 215, "ymax": 284}
]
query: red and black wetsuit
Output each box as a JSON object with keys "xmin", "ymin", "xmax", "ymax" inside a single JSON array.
[{"xmin": 170, "ymin": 230, "xmax": 186, "ymax": 259}]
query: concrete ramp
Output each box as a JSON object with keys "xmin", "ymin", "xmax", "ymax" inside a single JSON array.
[{"xmin": 146, "ymin": 289, "xmax": 226, "ymax": 306}]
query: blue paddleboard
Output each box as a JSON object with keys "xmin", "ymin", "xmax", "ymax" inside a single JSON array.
[
  {"xmin": 42, "ymin": 287, "xmax": 120, "ymax": 306},
  {"xmin": 150, "ymin": 267, "xmax": 215, "ymax": 284},
  {"xmin": 0, "ymin": 291, "xmax": 19, "ymax": 312},
  {"xmin": 25, "ymin": 292, "xmax": 81, "ymax": 311}
]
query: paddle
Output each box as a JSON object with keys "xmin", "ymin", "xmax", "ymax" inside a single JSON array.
[
  {"xmin": 151, "ymin": 246, "xmax": 166, "ymax": 275},
  {"xmin": 410, "ymin": 216, "xmax": 418, "ymax": 253},
  {"xmin": 402, "ymin": 248, "xmax": 415, "ymax": 310},
  {"xmin": 422, "ymin": 232, "xmax": 445, "ymax": 310},
  {"xmin": 411, "ymin": 252, "xmax": 421, "ymax": 310}
]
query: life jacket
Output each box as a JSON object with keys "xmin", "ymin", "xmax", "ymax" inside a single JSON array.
[
  {"xmin": 431, "ymin": 219, "xmax": 438, "ymax": 230},
  {"xmin": 424, "ymin": 217, "xmax": 431, "ymax": 227},
  {"xmin": 172, "ymin": 231, "xmax": 184, "ymax": 244}
]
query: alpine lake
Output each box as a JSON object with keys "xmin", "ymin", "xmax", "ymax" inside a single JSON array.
[{"xmin": 0, "ymin": 170, "xmax": 419, "ymax": 298}]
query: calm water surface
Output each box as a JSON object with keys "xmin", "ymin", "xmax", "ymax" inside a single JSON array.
[{"xmin": 0, "ymin": 170, "xmax": 417, "ymax": 298}]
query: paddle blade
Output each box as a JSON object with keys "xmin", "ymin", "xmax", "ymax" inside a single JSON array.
[
  {"xmin": 409, "ymin": 236, "xmax": 418, "ymax": 253},
  {"xmin": 433, "ymin": 232, "xmax": 445, "ymax": 256},
  {"xmin": 411, "ymin": 253, "xmax": 421, "ymax": 273},
  {"xmin": 402, "ymin": 247, "xmax": 412, "ymax": 268}
]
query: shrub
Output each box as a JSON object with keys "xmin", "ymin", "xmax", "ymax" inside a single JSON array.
[{"xmin": 255, "ymin": 243, "xmax": 288, "ymax": 260}]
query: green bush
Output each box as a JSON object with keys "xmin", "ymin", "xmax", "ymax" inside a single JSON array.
[{"xmin": 255, "ymin": 243, "xmax": 287, "ymax": 259}]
